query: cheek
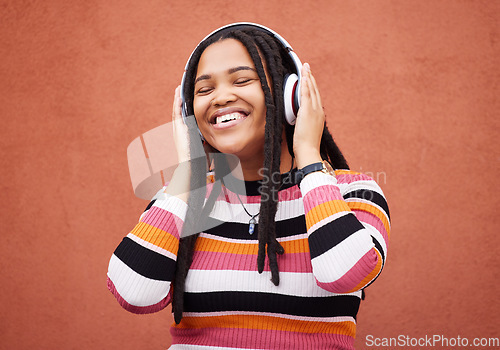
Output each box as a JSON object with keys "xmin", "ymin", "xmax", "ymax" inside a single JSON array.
[
  {"xmin": 192, "ymin": 97, "xmax": 207, "ymax": 124},
  {"xmin": 250, "ymin": 90, "xmax": 266, "ymax": 119},
  {"xmin": 192, "ymin": 105, "xmax": 206, "ymax": 137}
]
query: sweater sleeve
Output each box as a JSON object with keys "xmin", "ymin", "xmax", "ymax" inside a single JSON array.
[
  {"xmin": 107, "ymin": 187, "xmax": 187, "ymax": 313},
  {"xmin": 300, "ymin": 170, "xmax": 390, "ymax": 294}
]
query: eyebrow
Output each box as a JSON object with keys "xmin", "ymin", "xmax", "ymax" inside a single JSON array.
[{"xmin": 194, "ymin": 66, "xmax": 256, "ymax": 85}]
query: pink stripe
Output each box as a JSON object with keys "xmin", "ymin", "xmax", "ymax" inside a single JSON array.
[
  {"xmin": 336, "ymin": 172, "xmax": 372, "ymax": 184},
  {"xmin": 277, "ymin": 185, "xmax": 302, "ymax": 201},
  {"xmin": 141, "ymin": 206, "xmax": 183, "ymax": 239},
  {"xmin": 190, "ymin": 250, "xmax": 313, "ymax": 273},
  {"xmin": 315, "ymin": 249, "xmax": 380, "ymax": 293},
  {"xmin": 171, "ymin": 326, "xmax": 354, "ymax": 349},
  {"xmin": 354, "ymin": 210, "xmax": 389, "ymax": 245},
  {"xmin": 222, "ymin": 189, "xmax": 262, "ymax": 204},
  {"xmin": 303, "ymin": 185, "xmax": 344, "ymax": 213},
  {"xmin": 107, "ymin": 277, "xmax": 171, "ymax": 314}
]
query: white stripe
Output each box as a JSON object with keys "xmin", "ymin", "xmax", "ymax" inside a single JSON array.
[
  {"xmin": 277, "ymin": 232, "xmax": 308, "ymax": 242},
  {"xmin": 311, "ymin": 229, "xmax": 375, "ymax": 284},
  {"xmin": 108, "ymin": 254, "xmax": 170, "ymax": 307},
  {"xmin": 185, "ymin": 269, "xmax": 361, "ymax": 298},
  {"xmin": 341, "ymin": 179, "xmax": 385, "ymax": 197},
  {"xmin": 182, "ymin": 311, "xmax": 356, "ymax": 324},
  {"xmin": 169, "ymin": 345, "xmax": 249, "ymax": 350},
  {"xmin": 207, "ymin": 197, "xmax": 304, "ymax": 224},
  {"xmin": 126, "ymin": 233, "xmax": 177, "ymax": 261},
  {"xmin": 299, "ymin": 172, "xmax": 338, "ymax": 196},
  {"xmin": 199, "ymin": 232, "xmax": 309, "ymax": 244},
  {"xmin": 210, "ymin": 199, "xmax": 250, "ymax": 223},
  {"xmin": 200, "ymin": 232, "xmax": 255, "ymax": 244},
  {"xmin": 275, "ymin": 197, "xmax": 304, "ymax": 220},
  {"xmin": 152, "ymin": 193, "xmax": 188, "ymax": 220}
]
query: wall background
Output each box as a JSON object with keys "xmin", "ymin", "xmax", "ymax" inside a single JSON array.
[{"xmin": 1, "ymin": 1, "xmax": 498, "ymax": 349}]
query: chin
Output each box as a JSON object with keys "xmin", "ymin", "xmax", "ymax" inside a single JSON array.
[{"xmin": 213, "ymin": 143, "xmax": 246, "ymax": 156}]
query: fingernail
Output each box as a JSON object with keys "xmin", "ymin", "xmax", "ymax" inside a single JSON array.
[{"xmin": 304, "ymin": 63, "xmax": 311, "ymax": 72}]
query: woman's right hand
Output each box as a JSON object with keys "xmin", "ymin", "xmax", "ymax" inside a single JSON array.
[
  {"xmin": 172, "ymin": 85, "xmax": 190, "ymax": 164},
  {"xmin": 166, "ymin": 86, "xmax": 191, "ymax": 202}
]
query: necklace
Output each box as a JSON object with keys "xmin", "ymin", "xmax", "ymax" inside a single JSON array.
[
  {"xmin": 232, "ymin": 157, "xmax": 295, "ymax": 235},
  {"xmin": 235, "ymin": 192, "xmax": 259, "ymax": 234}
]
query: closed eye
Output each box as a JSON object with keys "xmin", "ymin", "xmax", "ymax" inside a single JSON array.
[
  {"xmin": 235, "ymin": 78, "xmax": 252, "ymax": 85},
  {"xmin": 195, "ymin": 86, "xmax": 213, "ymax": 95}
]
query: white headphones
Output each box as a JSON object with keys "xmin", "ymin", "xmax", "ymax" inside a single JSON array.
[{"xmin": 180, "ymin": 22, "xmax": 302, "ymax": 128}]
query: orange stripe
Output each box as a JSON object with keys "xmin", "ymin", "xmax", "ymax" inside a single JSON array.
[
  {"xmin": 176, "ymin": 314, "xmax": 355, "ymax": 336},
  {"xmin": 131, "ymin": 222, "xmax": 179, "ymax": 256},
  {"xmin": 195, "ymin": 236, "xmax": 310, "ymax": 255},
  {"xmin": 347, "ymin": 201, "xmax": 390, "ymax": 238},
  {"xmin": 305, "ymin": 200, "xmax": 351, "ymax": 228},
  {"xmin": 334, "ymin": 170, "xmax": 361, "ymax": 176},
  {"xmin": 347, "ymin": 249, "xmax": 383, "ymax": 293}
]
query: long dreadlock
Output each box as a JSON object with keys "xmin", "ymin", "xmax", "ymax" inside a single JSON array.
[{"xmin": 173, "ymin": 26, "xmax": 349, "ymax": 324}]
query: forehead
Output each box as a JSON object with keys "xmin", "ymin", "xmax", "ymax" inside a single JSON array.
[{"xmin": 196, "ymin": 39, "xmax": 256, "ymax": 76}]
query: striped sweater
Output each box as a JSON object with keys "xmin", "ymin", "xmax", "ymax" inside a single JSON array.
[{"xmin": 107, "ymin": 169, "xmax": 390, "ymax": 349}]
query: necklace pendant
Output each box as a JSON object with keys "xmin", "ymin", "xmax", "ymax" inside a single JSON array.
[{"xmin": 249, "ymin": 217, "xmax": 256, "ymax": 235}]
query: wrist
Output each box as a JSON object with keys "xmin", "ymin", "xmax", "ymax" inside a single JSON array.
[
  {"xmin": 294, "ymin": 149, "xmax": 322, "ymax": 169},
  {"xmin": 295, "ymin": 160, "xmax": 335, "ymax": 185}
]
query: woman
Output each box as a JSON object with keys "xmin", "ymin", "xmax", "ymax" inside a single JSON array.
[{"xmin": 107, "ymin": 23, "xmax": 390, "ymax": 349}]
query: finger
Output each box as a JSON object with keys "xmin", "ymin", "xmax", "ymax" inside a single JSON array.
[
  {"xmin": 172, "ymin": 85, "xmax": 182, "ymax": 121},
  {"xmin": 305, "ymin": 70, "xmax": 318, "ymax": 110},
  {"xmin": 307, "ymin": 68, "xmax": 323, "ymax": 109},
  {"xmin": 303, "ymin": 63, "xmax": 320, "ymax": 110},
  {"xmin": 302, "ymin": 63, "xmax": 319, "ymax": 110},
  {"xmin": 300, "ymin": 65, "xmax": 310, "ymax": 101},
  {"xmin": 172, "ymin": 86, "xmax": 186, "ymax": 140}
]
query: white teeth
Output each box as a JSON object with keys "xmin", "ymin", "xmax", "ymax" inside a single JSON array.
[{"xmin": 215, "ymin": 112, "xmax": 245, "ymax": 124}]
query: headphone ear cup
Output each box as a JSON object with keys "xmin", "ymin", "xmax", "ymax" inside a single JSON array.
[{"xmin": 283, "ymin": 74, "xmax": 300, "ymax": 125}]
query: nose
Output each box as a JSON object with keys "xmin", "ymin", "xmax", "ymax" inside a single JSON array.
[{"xmin": 211, "ymin": 83, "xmax": 237, "ymax": 107}]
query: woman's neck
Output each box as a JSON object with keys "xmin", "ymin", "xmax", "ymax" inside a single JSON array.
[{"xmin": 226, "ymin": 134, "xmax": 294, "ymax": 181}]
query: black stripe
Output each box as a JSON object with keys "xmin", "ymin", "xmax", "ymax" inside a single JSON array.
[
  {"xmin": 144, "ymin": 199, "xmax": 157, "ymax": 212},
  {"xmin": 308, "ymin": 213, "xmax": 365, "ymax": 259},
  {"xmin": 372, "ymin": 236, "xmax": 385, "ymax": 262},
  {"xmin": 362, "ymin": 240, "xmax": 385, "ymax": 290},
  {"xmin": 203, "ymin": 215, "xmax": 307, "ymax": 240},
  {"xmin": 184, "ymin": 291, "xmax": 360, "ymax": 319},
  {"xmin": 221, "ymin": 172, "xmax": 298, "ymax": 196},
  {"xmin": 276, "ymin": 215, "xmax": 308, "ymax": 238},
  {"xmin": 114, "ymin": 237, "xmax": 175, "ymax": 281},
  {"xmin": 343, "ymin": 189, "xmax": 390, "ymax": 219}
]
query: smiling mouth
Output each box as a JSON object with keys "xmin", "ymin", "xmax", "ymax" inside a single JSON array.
[{"xmin": 214, "ymin": 112, "xmax": 247, "ymax": 125}]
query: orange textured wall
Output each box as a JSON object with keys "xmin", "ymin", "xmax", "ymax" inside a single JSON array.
[{"xmin": 1, "ymin": 1, "xmax": 498, "ymax": 349}]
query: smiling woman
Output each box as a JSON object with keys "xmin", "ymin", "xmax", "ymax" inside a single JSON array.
[{"xmin": 107, "ymin": 23, "xmax": 391, "ymax": 350}]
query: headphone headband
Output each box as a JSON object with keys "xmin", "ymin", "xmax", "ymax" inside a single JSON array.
[{"xmin": 183, "ymin": 22, "xmax": 297, "ymax": 69}]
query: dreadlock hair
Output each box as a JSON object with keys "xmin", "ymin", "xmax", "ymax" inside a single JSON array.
[{"xmin": 172, "ymin": 26, "xmax": 349, "ymax": 324}]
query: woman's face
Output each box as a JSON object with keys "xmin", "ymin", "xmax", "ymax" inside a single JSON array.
[{"xmin": 193, "ymin": 38, "xmax": 268, "ymax": 161}]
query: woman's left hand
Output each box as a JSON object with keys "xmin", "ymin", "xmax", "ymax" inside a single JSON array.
[{"xmin": 293, "ymin": 63, "xmax": 325, "ymax": 169}]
